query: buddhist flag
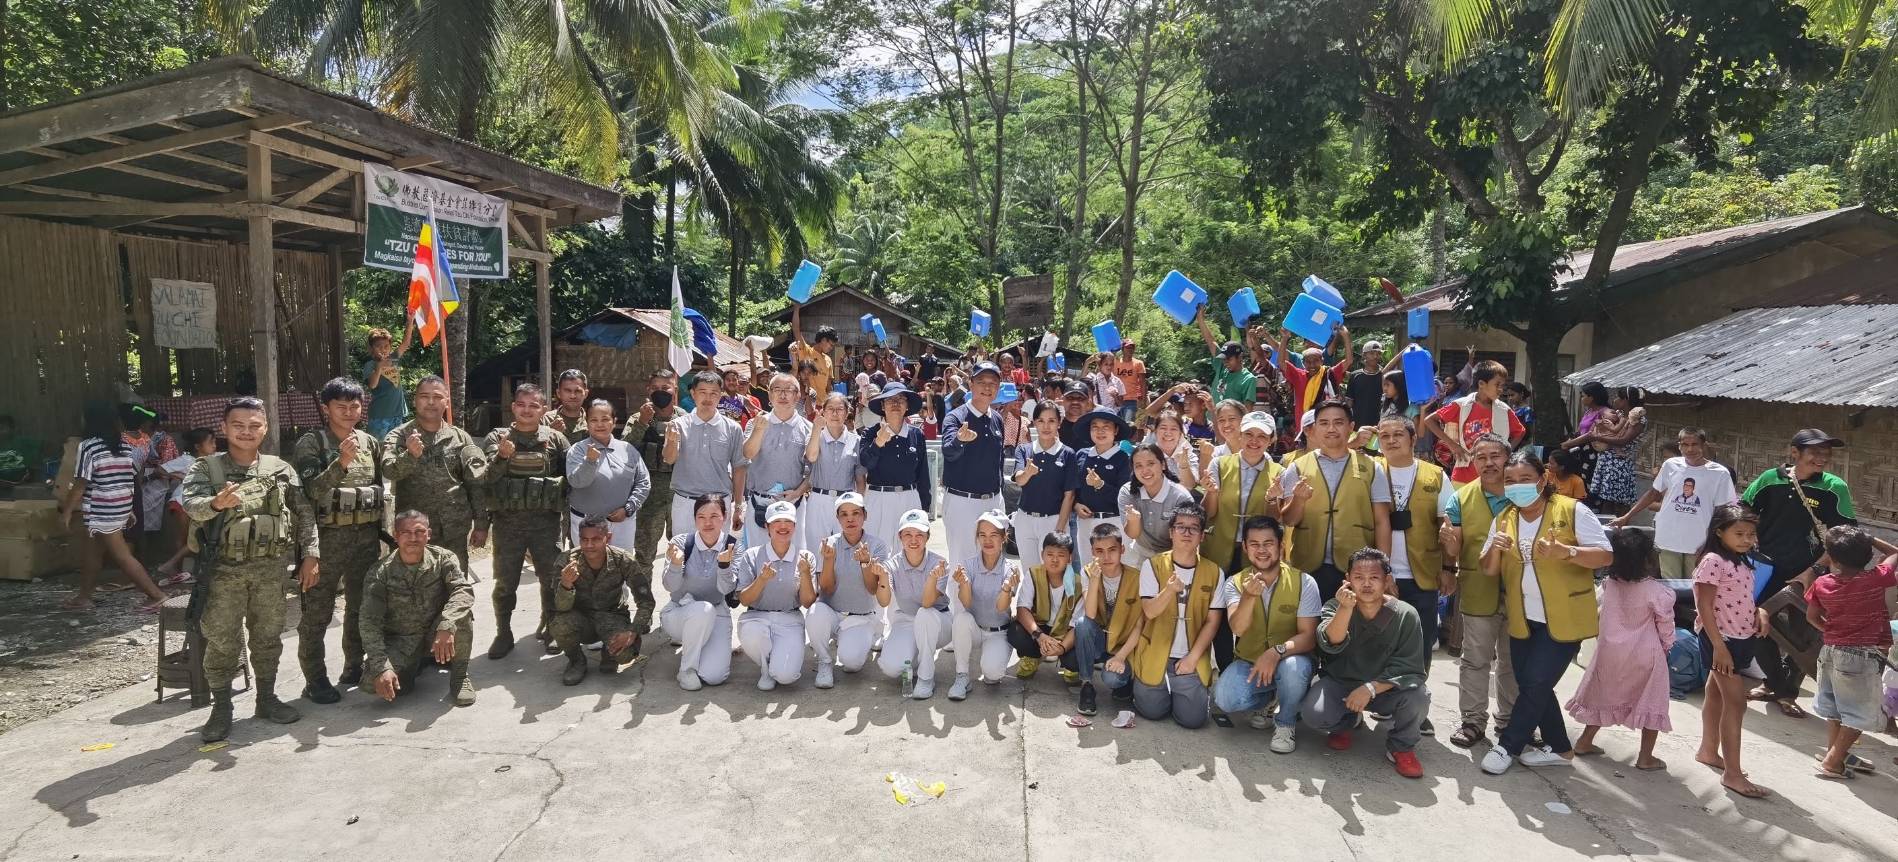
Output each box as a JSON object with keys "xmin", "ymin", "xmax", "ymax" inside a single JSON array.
[
  {"xmin": 667, "ymin": 266, "xmax": 692, "ymax": 377},
  {"xmin": 405, "ymin": 214, "xmax": 461, "ymax": 345}
]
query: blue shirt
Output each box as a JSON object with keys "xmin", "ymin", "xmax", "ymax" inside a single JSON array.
[
  {"xmin": 940, "ymin": 403, "xmax": 1004, "ymax": 496},
  {"xmin": 1014, "ymin": 441, "xmax": 1075, "ymax": 516},
  {"xmin": 1071, "ymin": 446, "xmax": 1132, "ymax": 516},
  {"xmin": 362, "ymin": 360, "xmax": 407, "ymax": 423},
  {"xmin": 1443, "ymin": 487, "xmax": 1508, "ymax": 525},
  {"xmin": 859, "ymin": 424, "xmax": 933, "ymax": 510}
]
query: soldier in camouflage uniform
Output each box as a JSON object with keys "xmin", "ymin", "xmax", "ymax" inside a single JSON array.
[
  {"xmin": 543, "ymin": 368, "xmax": 592, "ymax": 444},
  {"xmin": 182, "ymin": 397, "xmax": 320, "ymax": 742},
  {"xmin": 361, "ymin": 510, "xmax": 477, "ymax": 706},
  {"xmin": 381, "ymin": 375, "xmax": 488, "ymax": 569},
  {"xmin": 292, "ymin": 377, "xmax": 386, "ymax": 703},
  {"xmin": 474, "ymin": 382, "xmax": 570, "ymax": 659},
  {"xmin": 551, "ymin": 516, "xmax": 654, "ymax": 684},
  {"xmin": 623, "ymin": 368, "xmax": 679, "ymax": 590}
]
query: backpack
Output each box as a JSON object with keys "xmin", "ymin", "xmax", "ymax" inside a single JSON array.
[{"xmin": 1667, "ymin": 627, "xmax": 1705, "ymax": 700}]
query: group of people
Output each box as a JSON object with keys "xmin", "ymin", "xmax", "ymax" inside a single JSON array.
[{"xmin": 48, "ymin": 316, "xmax": 1897, "ymax": 793}]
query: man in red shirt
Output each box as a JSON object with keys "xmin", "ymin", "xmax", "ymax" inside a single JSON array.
[
  {"xmin": 1116, "ymin": 340, "xmax": 1148, "ymax": 420},
  {"xmin": 1266, "ymin": 324, "xmax": 1351, "ymax": 422},
  {"xmin": 1805, "ymin": 526, "xmax": 1898, "ymax": 779},
  {"xmin": 1422, "ymin": 360, "xmax": 1524, "ymax": 484},
  {"xmin": 998, "ymin": 349, "xmax": 1031, "ymax": 389}
]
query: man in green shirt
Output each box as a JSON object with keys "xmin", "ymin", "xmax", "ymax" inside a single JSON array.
[
  {"xmin": 1196, "ymin": 306, "xmax": 1257, "ymax": 407},
  {"xmin": 1301, "ymin": 547, "xmax": 1430, "ymax": 778}
]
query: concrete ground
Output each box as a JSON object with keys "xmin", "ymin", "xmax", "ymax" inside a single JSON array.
[{"xmin": 2, "ymin": 530, "xmax": 1895, "ymax": 862}]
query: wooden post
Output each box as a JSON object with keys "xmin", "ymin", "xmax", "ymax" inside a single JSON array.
[
  {"xmin": 247, "ymin": 141, "xmax": 280, "ymax": 454},
  {"xmin": 535, "ymin": 213, "xmax": 552, "ymax": 391},
  {"xmin": 328, "ymin": 244, "xmax": 348, "ymax": 377}
]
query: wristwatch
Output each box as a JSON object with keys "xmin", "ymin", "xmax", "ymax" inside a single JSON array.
[
  {"xmin": 1565, "ymin": 544, "xmax": 1577, "ymax": 559},
  {"xmin": 1273, "ymin": 642, "xmax": 1289, "ymax": 657}
]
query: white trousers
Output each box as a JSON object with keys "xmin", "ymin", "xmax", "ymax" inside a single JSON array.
[
  {"xmin": 879, "ymin": 607, "xmax": 950, "ymax": 681},
  {"xmin": 800, "ymin": 490, "xmax": 843, "ymax": 555},
  {"xmin": 1124, "ymin": 542, "xmax": 1159, "ymax": 574},
  {"xmin": 670, "ymin": 495, "xmax": 707, "ymax": 549},
  {"xmin": 1075, "ymin": 514, "xmax": 1123, "ymax": 550},
  {"xmin": 806, "ymin": 603, "xmax": 879, "ymax": 671},
  {"xmin": 1011, "ymin": 511, "xmax": 1061, "ymax": 567},
  {"xmin": 942, "ymin": 491, "xmax": 1001, "ymax": 566},
  {"xmin": 950, "ymin": 610, "xmax": 1014, "ymax": 681},
  {"xmin": 737, "ymin": 609, "xmax": 806, "ymax": 685},
  {"xmin": 865, "ymin": 488, "xmax": 923, "ymax": 550},
  {"xmin": 659, "ymin": 600, "xmax": 733, "ymax": 685},
  {"xmin": 569, "ymin": 511, "xmax": 639, "ymax": 552}
]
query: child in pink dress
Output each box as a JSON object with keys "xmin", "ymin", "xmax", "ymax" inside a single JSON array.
[{"xmin": 1566, "ymin": 528, "xmax": 1673, "ymax": 769}]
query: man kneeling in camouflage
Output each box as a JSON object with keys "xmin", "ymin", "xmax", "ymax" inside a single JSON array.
[
  {"xmin": 551, "ymin": 515, "xmax": 647, "ymax": 685},
  {"xmin": 361, "ymin": 510, "xmax": 477, "ymax": 706}
]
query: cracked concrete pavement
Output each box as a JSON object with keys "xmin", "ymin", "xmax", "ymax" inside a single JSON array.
[{"xmin": 1, "ymin": 531, "xmax": 1895, "ymax": 861}]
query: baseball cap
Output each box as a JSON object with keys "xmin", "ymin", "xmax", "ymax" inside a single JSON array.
[
  {"xmin": 1064, "ymin": 381, "xmax": 1092, "ymax": 398},
  {"xmin": 1791, "ymin": 428, "xmax": 1845, "ymax": 449},
  {"xmin": 1363, "ymin": 340, "xmax": 1384, "ymax": 354},
  {"xmin": 1299, "ymin": 409, "xmax": 1316, "ymax": 430},
  {"xmin": 1241, "ymin": 411, "xmax": 1276, "ymax": 435},
  {"xmin": 833, "ymin": 491, "xmax": 867, "ymax": 514},
  {"xmin": 764, "ymin": 500, "xmax": 799, "ymax": 523},
  {"xmin": 972, "ymin": 361, "xmax": 1003, "ymax": 380},
  {"xmin": 897, "ymin": 509, "xmax": 932, "ymax": 535},
  {"xmin": 1220, "ymin": 341, "xmax": 1245, "ymax": 358},
  {"xmin": 976, "ymin": 509, "xmax": 1010, "ymax": 531}
]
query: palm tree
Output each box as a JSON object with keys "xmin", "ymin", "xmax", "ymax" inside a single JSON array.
[{"xmin": 830, "ymin": 211, "xmax": 904, "ymax": 293}]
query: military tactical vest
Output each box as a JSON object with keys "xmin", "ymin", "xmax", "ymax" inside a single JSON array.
[
  {"xmin": 314, "ymin": 429, "xmax": 383, "ymax": 528},
  {"xmin": 490, "ymin": 429, "xmax": 566, "ymax": 512},
  {"xmin": 204, "ymin": 453, "xmax": 294, "ymax": 563}
]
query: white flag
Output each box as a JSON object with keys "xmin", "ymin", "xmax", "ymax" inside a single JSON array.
[{"xmin": 668, "ymin": 266, "xmax": 693, "ymax": 378}]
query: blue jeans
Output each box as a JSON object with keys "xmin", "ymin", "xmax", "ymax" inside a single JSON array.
[
  {"xmin": 1212, "ymin": 654, "xmax": 1314, "ymax": 728},
  {"xmin": 1499, "ymin": 620, "xmax": 1581, "ymax": 756},
  {"xmin": 367, "ymin": 416, "xmax": 404, "ymax": 439},
  {"xmin": 1074, "ymin": 616, "xmax": 1134, "ymax": 689}
]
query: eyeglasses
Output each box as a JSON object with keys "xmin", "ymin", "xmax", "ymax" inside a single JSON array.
[
  {"xmin": 1170, "ymin": 524, "xmax": 1204, "ymax": 534},
  {"xmin": 769, "ymin": 387, "xmax": 800, "ymax": 394}
]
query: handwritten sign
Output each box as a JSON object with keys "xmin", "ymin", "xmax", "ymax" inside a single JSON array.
[{"xmin": 150, "ymin": 279, "xmax": 217, "ymax": 350}]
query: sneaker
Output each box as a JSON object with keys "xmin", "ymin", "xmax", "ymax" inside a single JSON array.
[
  {"xmin": 912, "ymin": 677, "xmax": 936, "ymax": 700},
  {"xmin": 1326, "ymin": 730, "xmax": 1353, "ymax": 751},
  {"xmin": 1111, "ymin": 684, "xmax": 1135, "ymax": 703},
  {"xmin": 1518, "ymin": 747, "xmax": 1573, "ymax": 768},
  {"xmin": 1369, "ymin": 711, "xmax": 1392, "ymax": 722},
  {"xmin": 815, "ymin": 664, "xmax": 835, "ymax": 689},
  {"xmin": 1270, "ymin": 724, "xmax": 1298, "ymax": 754},
  {"xmin": 1480, "ymin": 746, "xmax": 1514, "ymax": 775},
  {"xmin": 1058, "ymin": 669, "xmax": 1081, "ymax": 685},
  {"xmin": 1450, "ymin": 723, "xmax": 1486, "ymax": 749},
  {"xmin": 1421, "ymin": 718, "xmax": 1435, "ymax": 737},
  {"xmin": 1248, "ymin": 711, "xmax": 1272, "ymax": 731},
  {"xmin": 678, "ymin": 670, "xmax": 703, "ymax": 692},
  {"xmin": 948, "ymin": 673, "xmax": 972, "ymax": 701},
  {"xmin": 1077, "ymin": 683, "xmax": 1098, "ymax": 716},
  {"xmin": 757, "ymin": 674, "xmax": 777, "ymax": 692},
  {"xmin": 1016, "ymin": 658, "xmax": 1041, "ymax": 679},
  {"xmin": 1388, "ymin": 750, "xmax": 1424, "ymax": 779}
]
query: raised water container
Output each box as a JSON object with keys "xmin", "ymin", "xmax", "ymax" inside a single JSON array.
[
  {"xmin": 860, "ymin": 313, "xmax": 876, "ymax": 333},
  {"xmin": 1152, "ymin": 271, "xmax": 1207, "ymax": 325},
  {"xmin": 787, "ymin": 259, "xmax": 821, "ymax": 303},
  {"xmin": 1228, "ymin": 287, "xmax": 1261, "ymax": 327},
  {"xmin": 1302, "ymin": 275, "xmax": 1346, "ymax": 311},
  {"xmin": 1051, "ymin": 353, "xmax": 1067, "ymax": 372},
  {"xmin": 970, "ymin": 308, "xmax": 992, "ymax": 337},
  {"xmin": 871, "ymin": 317, "xmax": 889, "ymax": 345},
  {"xmin": 1283, "ymin": 293, "xmax": 1342, "ymax": 347},
  {"xmin": 996, "ymin": 382, "xmax": 1020, "ymax": 405},
  {"xmin": 1407, "ymin": 307, "xmax": 1430, "ymax": 340},
  {"xmin": 1400, "ymin": 344, "xmax": 1436, "ymax": 404},
  {"xmin": 1091, "ymin": 319, "xmax": 1123, "ymax": 353}
]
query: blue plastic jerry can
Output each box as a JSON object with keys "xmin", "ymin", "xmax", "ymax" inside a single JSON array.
[
  {"xmin": 1401, "ymin": 345, "xmax": 1436, "ymax": 404},
  {"xmin": 1407, "ymin": 307, "xmax": 1430, "ymax": 340},
  {"xmin": 1152, "ymin": 271, "xmax": 1208, "ymax": 325},
  {"xmin": 970, "ymin": 308, "xmax": 992, "ymax": 337},
  {"xmin": 860, "ymin": 313, "xmax": 876, "ymax": 333},
  {"xmin": 1228, "ymin": 287, "xmax": 1261, "ymax": 327},
  {"xmin": 1051, "ymin": 353, "xmax": 1067, "ymax": 372},
  {"xmin": 871, "ymin": 317, "xmax": 889, "ymax": 345},
  {"xmin": 788, "ymin": 260, "xmax": 821, "ymax": 303},
  {"xmin": 1284, "ymin": 293, "xmax": 1343, "ymax": 347},
  {"xmin": 1301, "ymin": 274, "xmax": 1346, "ymax": 311},
  {"xmin": 1091, "ymin": 320, "xmax": 1123, "ymax": 353}
]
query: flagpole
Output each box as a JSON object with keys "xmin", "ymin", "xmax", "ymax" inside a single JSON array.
[{"xmin": 439, "ymin": 296, "xmax": 453, "ymax": 426}]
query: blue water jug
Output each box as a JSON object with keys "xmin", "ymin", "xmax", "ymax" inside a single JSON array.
[
  {"xmin": 1400, "ymin": 345, "xmax": 1435, "ymax": 404},
  {"xmin": 871, "ymin": 317, "xmax": 889, "ymax": 345},
  {"xmin": 996, "ymin": 382, "xmax": 1019, "ymax": 405},
  {"xmin": 1302, "ymin": 275, "xmax": 1346, "ymax": 311},
  {"xmin": 970, "ymin": 308, "xmax": 991, "ymax": 337},
  {"xmin": 1051, "ymin": 353, "xmax": 1067, "ymax": 372},
  {"xmin": 1152, "ymin": 271, "xmax": 1207, "ymax": 325},
  {"xmin": 1091, "ymin": 319, "xmax": 1123, "ymax": 353},
  {"xmin": 1750, "ymin": 556, "xmax": 1775, "ymax": 601},
  {"xmin": 787, "ymin": 259, "xmax": 821, "ymax": 303},
  {"xmin": 1228, "ymin": 287, "xmax": 1261, "ymax": 327},
  {"xmin": 1407, "ymin": 307, "xmax": 1430, "ymax": 340},
  {"xmin": 860, "ymin": 313, "xmax": 876, "ymax": 333},
  {"xmin": 1283, "ymin": 293, "xmax": 1342, "ymax": 347}
]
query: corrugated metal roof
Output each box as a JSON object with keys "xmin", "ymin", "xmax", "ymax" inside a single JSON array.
[
  {"xmin": 1561, "ymin": 304, "xmax": 1898, "ymax": 407},
  {"xmin": 612, "ymin": 308, "xmax": 752, "ymax": 368},
  {"xmin": 1742, "ymin": 245, "xmax": 1898, "ymax": 308}
]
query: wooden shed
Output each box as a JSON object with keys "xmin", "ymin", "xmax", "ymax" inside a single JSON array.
[
  {"xmin": 471, "ymin": 307, "xmax": 752, "ymax": 414},
  {"xmin": 765, "ymin": 285, "xmax": 963, "ymax": 364}
]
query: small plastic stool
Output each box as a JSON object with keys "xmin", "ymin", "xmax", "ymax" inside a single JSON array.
[{"xmin": 156, "ymin": 594, "xmax": 249, "ymax": 707}]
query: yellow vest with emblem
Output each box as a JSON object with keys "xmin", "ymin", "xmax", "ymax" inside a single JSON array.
[
  {"xmin": 313, "ymin": 429, "xmax": 383, "ymax": 527},
  {"xmin": 1455, "ymin": 480, "xmax": 1505, "ymax": 616},
  {"xmin": 489, "ymin": 428, "xmax": 566, "ymax": 512},
  {"xmin": 1101, "ymin": 564, "xmax": 1143, "ymax": 653},
  {"xmin": 1500, "ymin": 493, "xmax": 1599, "ymax": 642},
  {"xmin": 1231, "ymin": 562, "xmax": 1306, "ymax": 662},
  {"xmin": 1379, "ymin": 458, "xmax": 1447, "ymax": 589},
  {"xmin": 1027, "ymin": 565, "xmax": 1081, "ymax": 638},
  {"xmin": 1286, "ymin": 450, "xmax": 1379, "ymax": 574},
  {"xmin": 203, "ymin": 453, "xmax": 294, "ymax": 563},
  {"xmin": 1132, "ymin": 554, "xmax": 1219, "ymax": 687},
  {"xmin": 1206, "ymin": 453, "xmax": 1283, "ymax": 574}
]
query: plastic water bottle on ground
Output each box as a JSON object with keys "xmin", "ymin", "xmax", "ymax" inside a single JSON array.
[{"xmin": 900, "ymin": 661, "xmax": 914, "ymax": 698}]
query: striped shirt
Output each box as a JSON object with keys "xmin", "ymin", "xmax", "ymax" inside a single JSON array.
[{"xmin": 76, "ymin": 437, "xmax": 137, "ymax": 530}]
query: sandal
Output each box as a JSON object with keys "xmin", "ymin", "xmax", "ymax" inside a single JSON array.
[
  {"xmin": 1450, "ymin": 724, "xmax": 1485, "ymax": 749},
  {"xmin": 1747, "ymin": 686, "xmax": 1778, "ymax": 702},
  {"xmin": 135, "ymin": 600, "xmax": 164, "ymax": 614},
  {"xmin": 1773, "ymin": 699, "xmax": 1808, "ymax": 719},
  {"xmin": 1814, "ymin": 766, "xmax": 1855, "ymax": 781},
  {"xmin": 1723, "ymin": 778, "xmax": 1771, "ymax": 798},
  {"xmin": 95, "ymin": 582, "xmax": 134, "ymax": 593},
  {"xmin": 158, "ymin": 571, "xmax": 195, "ymax": 587},
  {"xmin": 1819, "ymin": 752, "xmax": 1877, "ymax": 774},
  {"xmin": 1635, "ymin": 758, "xmax": 1667, "ymax": 771}
]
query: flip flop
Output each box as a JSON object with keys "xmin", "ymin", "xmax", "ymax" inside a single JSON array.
[
  {"xmin": 1814, "ymin": 766, "xmax": 1854, "ymax": 781},
  {"xmin": 95, "ymin": 582, "xmax": 134, "ymax": 593},
  {"xmin": 59, "ymin": 597, "xmax": 94, "ymax": 612},
  {"xmin": 1723, "ymin": 780, "xmax": 1771, "ymax": 798},
  {"xmin": 1774, "ymin": 699, "xmax": 1808, "ymax": 719},
  {"xmin": 1819, "ymin": 752, "xmax": 1877, "ymax": 774},
  {"xmin": 1636, "ymin": 759, "xmax": 1667, "ymax": 771},
  {"xmin": 1573, "ymin": 746, "xmax": 1605, "ymax": 757}
]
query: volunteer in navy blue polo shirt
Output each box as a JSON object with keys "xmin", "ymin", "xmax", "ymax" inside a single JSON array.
[
  {"xmin": 940, "ymin": 362, "xmax": 1007, "ymax": 564},
  {"xmin": 1071, "ymin": 408, "xmax": 1133, "ymax": 542}
]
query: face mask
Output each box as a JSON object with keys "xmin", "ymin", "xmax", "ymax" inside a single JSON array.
[{"xmin": 1503, "ymin": 483, "xmax": 1542, "ymax": 508}]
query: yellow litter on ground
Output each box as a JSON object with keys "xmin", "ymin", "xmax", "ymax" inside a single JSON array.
[
  {"xmin": 884, "ymin": 772, "xmax": 946, "ymax": 806},
  {"xmin": 80, "ymin": 743, "xmax": 115, "ymax": 752}
]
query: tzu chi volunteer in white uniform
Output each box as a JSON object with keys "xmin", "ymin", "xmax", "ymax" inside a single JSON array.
[
  {"xmin": 938, "ymin": 362, "xmax": 1008, "ymax": 566},
  {"xmin": 735, "ymin": 501, "xmax": 815, "ymax": 691},
  {"xmin": 665, "ymin": 371, "xmax": 749, "ymax": 548},
  {"xmin": 877, "ymin": 509, "xmax": 952, "ymax": 699},
  {"xmin": 947, "ymin": 510, "xmax": 1022, "ymax": 701},
  {"xmin": 660, "ymin": 493, "xmax": 740, "ymax": 691},
  {"xmin": 806, "ymin": 492, "xmax": 889, "ymax": 688}
]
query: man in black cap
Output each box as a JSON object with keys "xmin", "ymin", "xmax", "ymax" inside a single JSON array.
[
  {"xmin": 1059, "ymin": 381, "xmax": 1096, "ymax": 450},
  {"xmin": 1738, "ymin": 428, "xmax": 1861, "ymax": 717},
  {"xmin": 941, "ymin": 361, "xmax": 1008, "ymax": 565},
  {"xmin": 1198, "ymin": 306, "xmax": 1257, "ymax": 407}
]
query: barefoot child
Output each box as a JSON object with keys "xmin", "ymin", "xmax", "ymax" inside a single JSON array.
[
  {"xmin": 1690, "ymin": 503, "xmax": 1769, "ymax": 798},
  {"xmin": 1806, "ymin": 526, "xmax": 1898, "ymax": 781},
  {"xmin": 1566, "ymin": 528, "xmax": 1673, "ymax": 769},
  {"xmin": 154, "ymin": 428, "xmax": 216, "ymax": 584}
]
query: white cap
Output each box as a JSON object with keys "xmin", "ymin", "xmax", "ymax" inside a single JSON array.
[
  {"xmin": 976, "ymin": 509, "xmax": 1010, "ymax": 531},
  {"xmin": 1241, "ymin": 411, "xmax": 1276, "ymax": 436},
  {"xmin": 897, "ymin": 509, "xmax": 932, "ymax": 535},
  {"xmin": 1363, "ymin": 339, "xmax": 1384, "ymax": 354},
  {"xmin": 1299, "ymin": 409, "xmax": 1316, "ymax": 430},
  {"xmin": 764, "ymin": 500, "xmax": 798, "ymax": 523},
  {"xmin": 833, "ymin": 491, "xmax": 867, "ymax": 515}
]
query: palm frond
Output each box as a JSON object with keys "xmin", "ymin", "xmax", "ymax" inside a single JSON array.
[
  {"xmin": 1544, "ymin": 0, "xmax": 1668, "ymax": 115},
  {"xmin": 1417, "ymin": 0, "xmax": 1517, "ymax": 68}
]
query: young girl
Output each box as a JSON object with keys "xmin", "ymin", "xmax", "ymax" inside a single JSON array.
[
  {"xmin": 1149, "ymin": 411, "xmax": 1200, "ymax": 495},
  {"xmin": 59, "ymin": 402, "xmax": 169, "ymax": 612},
  {"xmin": 1546, "ymin": 448, "xmax": 1588, "ymax": 501},
  {"xmin": 1117, "ymin": 443, "xmax": 1195, "ymax": 572},
  {"xmin": 1010, "ymin": 403, "xmax": 1075, "ymax": 565},
  {"xmin": 1565, "ymin": 528, "xmax": 1674, "ymax": 770},
  {"xmin": 1690, "ymin": 503, "xmax": 1770, "ymax": 798},
  {"xmin": 153, "ymin": 428, "xmax": 216, "ymax": 584}
]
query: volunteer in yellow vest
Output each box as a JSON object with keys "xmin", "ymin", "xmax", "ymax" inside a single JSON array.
[
  {"xmin": 1073, "ymin": 523, "xmax": 1144, "ymax": 717},
  {"xmin": 1211, "ymin": 516, "xmax": 1320, "ymax": 753},
  {"xmin": 1123, "ymin": 503, "xmax": 1225, "ymax": 728},
  {"xmin": 1439, "ymin": 434, "xmax": 1517, "ymax": 749},
  {"xmin": 1007, "ymin": 532, "xmax": 1084, "ymax": 683},
  {"xmin": 1278, "ymin": 398, "xmax": 1392, "ymax": 599},
  {"xmin": 1201, "ymin": 410, "xmax": 1283, "ymax": 676},
  {"xmin": 1373, "ymin": 415, "xmax": 1449, "ymax": 739},
  {"xmin": 1478, "ymin": 451, "xmax": 1613, "ymax": 775}
]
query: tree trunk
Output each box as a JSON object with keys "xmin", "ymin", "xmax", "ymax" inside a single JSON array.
[
  {"xmin": 623, "ymin": 123, "xmax": 658, "ymax": 270},
  {"xmin": 727, "ymin": 226, "xmax": 745, "ymax": 334},
  {"xmin": 1057, "ymin": 3, "xmax": 1090, "ymax": 343},
  {"xmin": 1523, "ymin": 312, "xmax": 1569, "ymax": 448},
  {"xmin": 448, "ymin": 94, "xmax": 481, "ymax": 422},
  {"xmin": 1430, "ymin": 204, "xmax": 1448, "ymax": 284}
]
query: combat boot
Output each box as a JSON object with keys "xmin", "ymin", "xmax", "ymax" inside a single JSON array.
[
  {"xmin": 561, "ymin": 649, "xmax": 588, "ymax": 686},
  {"xmin": 541, "ymin": 626, "xmax": 561, "ymax": 655},
  {"xmin": 448, "ymin": 664, "xmax": 477, "ymax": 707},
  {"xmin": 336, "ymin": 664, "xmax": 362, "ymax": 686},
  {"xmin": 253, "ymin": 678, "xmax": 303, "ymax": 724},
  {"xmin": 302, "ymin": 660, "xmax": 341, "ymax": 704},
  {"xmin": 487, "ymin": 624, "xmax": 514, "ymax": 660},
  {"xmin": 201, "ymin": 686, "xmax": 233, "ymax": 742}
]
